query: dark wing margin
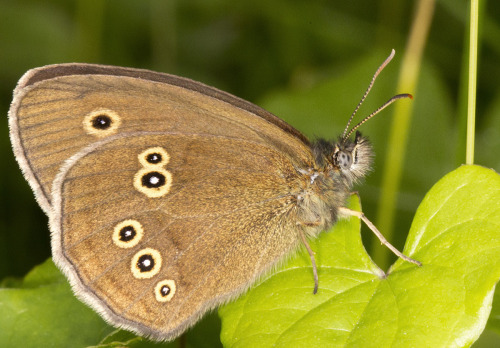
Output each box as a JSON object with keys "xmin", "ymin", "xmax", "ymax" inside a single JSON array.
[{"xmin": 18, "ymin": 63, "xmax": 311, "ymax": 147}]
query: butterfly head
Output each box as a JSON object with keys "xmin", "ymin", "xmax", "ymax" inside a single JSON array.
[
  {"xmin": 309, "ymin": 49, "xmax": 411, "ymax": 189},
  {"xmin": 332, "ymin": 131, "xmax": 373, "ymax": 186},
  {"xmin": 312, "ymin": 131, "xmax": 373, "ymax": 188}
]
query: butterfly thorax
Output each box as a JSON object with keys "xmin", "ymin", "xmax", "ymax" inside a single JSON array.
[{"xmin": 296, "ymin": 132, "xmax": 373, "ymax": 237}]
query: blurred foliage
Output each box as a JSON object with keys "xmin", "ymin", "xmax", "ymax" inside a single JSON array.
[{"xmin": 0, "ymin": 0, "xmax": 499, "ymax": 346}]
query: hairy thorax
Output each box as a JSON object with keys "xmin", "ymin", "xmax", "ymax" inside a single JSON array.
[
  {"xmin": 295, "ymin": 168, "xmax": 349, "ymax": 238},
  {"xmin": 295, "ymin": 132, "xmax": 373, "ymax": 238}
]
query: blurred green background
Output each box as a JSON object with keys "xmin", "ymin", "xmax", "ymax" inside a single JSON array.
[{"xmin": 0, "ymin": 0, "xmax": 499, "ymax": 346}]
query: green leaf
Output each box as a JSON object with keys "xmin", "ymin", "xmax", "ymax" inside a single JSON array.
[
  {"xmin": 0, "ymin": 258, "xmax": 222, "ymax": 347},
  {"xmin": 0, "ymin": 258, "xmax": 114, "ymax": 347},
  {"xmin": 219, "ymin": 165, "xmax": 500, "ymax": 347}
]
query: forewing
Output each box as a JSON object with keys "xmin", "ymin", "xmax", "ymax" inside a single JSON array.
[{"xmin": 9, "ymin": 64, "xmax": 312, "ymax": 213}]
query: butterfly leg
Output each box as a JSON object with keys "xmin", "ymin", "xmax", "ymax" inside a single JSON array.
[
  {"xmin": 338, "ymin": 207, "xmax": 422, "ymax": 266},
  {"xmin": 297, "ymin": 222, "xmax": 319, "ymax": 294}
]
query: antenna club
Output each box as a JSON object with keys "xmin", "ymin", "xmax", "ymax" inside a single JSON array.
[{"xmin": 393, "ymin": 93, "xmax": 413, "ymax": 101}]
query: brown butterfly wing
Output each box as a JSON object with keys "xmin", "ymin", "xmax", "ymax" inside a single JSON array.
[
  {"xmin": 9, "ymin": 64, "xmax": 311, "ymax": 214},
  {"xmin": 51, "ymin": 132, "xmax": 306, "ymax": 339}
]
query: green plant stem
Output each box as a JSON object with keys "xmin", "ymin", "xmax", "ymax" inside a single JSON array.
[
  {"xmin": 466, "ymin": 0, "xmax": 479, "ymax": 165},
  {"xmin": 457, "ymin": 1, "xmax": 484, "ymax": 168},
  {"xmin": 373, "ymin": 0, "xmax": 435, "ymax": 268}
]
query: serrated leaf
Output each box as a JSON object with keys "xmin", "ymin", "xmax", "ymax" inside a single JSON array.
[{"xmin": 219, "ymin": 165, "xmax": 500, "ymax": 347}]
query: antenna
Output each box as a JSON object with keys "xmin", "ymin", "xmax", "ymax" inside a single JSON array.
[
  {"xmin": 341, "ymin": 49, "xmax": 411, "ymax": 142},
  {"xmin": 342, "ymin": 93, "xmax": 412, "ymax": 141}
]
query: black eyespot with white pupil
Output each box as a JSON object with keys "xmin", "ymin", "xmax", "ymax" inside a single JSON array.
[
  {"xmin": 131, "ymin": 248, "xmax": 161, "ymax": 278},
  {"xmin": 119, "ymin": 225, "xmax": 136, "ymax": 242},
  {"xmin": 91, "ymin": 115, "xmax": 112, "ymax": 130},
  {"xmin": 160, "ymin": 285, "xmax": 171, "ymax": 297},
  {"xmin": 142, "ymin": 171, "xmax": 166, "ymax": 188},
  {"xmin": 83, "ymin": 109, "xmax": 121, "ymax": 137},
  {"xmin": 137, "ymin": 254, "xmax": 155, "ymax": 272},
  {"xmin": 146, "ymin": 153, "xmax": 162, "ymax": 164},
  {"xmin": 155, "ymin": 279, "xmax": 176, "ymax": 302},
  {"xmin": 113, "ymin": 220, "xmax": 143, "ymax": 248}
]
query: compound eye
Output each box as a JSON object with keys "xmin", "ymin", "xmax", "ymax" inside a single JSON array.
[{"xmin": 337, "ymin": 150, "xmax": 353, "ymax": 169}]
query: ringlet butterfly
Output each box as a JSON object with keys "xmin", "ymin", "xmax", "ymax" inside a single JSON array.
[{"xmin": 8, "ymin": 49, "xmax": 420, "ymax": 340}]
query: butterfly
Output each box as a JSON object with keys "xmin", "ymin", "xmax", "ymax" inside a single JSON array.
[{"xmin": 8, "ymin": 49, "xmax": 419, "ymax": 340}]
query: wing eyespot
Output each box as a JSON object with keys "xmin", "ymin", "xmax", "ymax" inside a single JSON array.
[
  {"xmin": 134, "ymin": 147, "xmax": 173, "ymax": 198},
  {"xmin": 83, "ymin": 109, "xmax": 121, "ymax": 137},
  {"xmin": 133, "ymin": 168, "xmax": 172, "ymax": 197},
  {"xmin": 112, "ymin": 219, "xmax": 143, "ymax": 248},
  {"xmin": 138, "ymin": 147, "xmax": 170, "ymax": 167},
  {"xmin": 155, "ymin": 279, "xmax": 176, "ymax": 302},
  {"xmin": 131, "ymin": 248, "xmax": 162, "ymax": 279}
]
